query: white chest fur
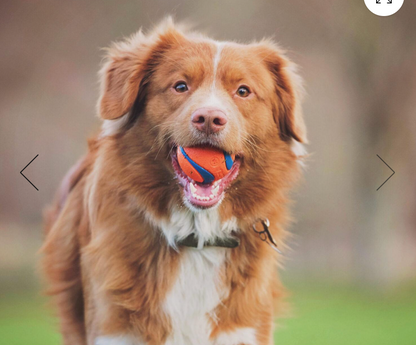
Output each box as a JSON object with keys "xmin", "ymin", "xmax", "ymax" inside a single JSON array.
[
  {"xmin": 160, "ymin": 206, "xmax": 238, "ymax": 249},
  {"xmin": 161, "ymin": 207, "xmax": 232, "ymax": 345},
  {"xmin": 163, "ymin": 247, "xmax": 228, "ymax": 345},
  {"xmin": 160, "ymin": 206, "xmax": 257, "ymax": 345}
]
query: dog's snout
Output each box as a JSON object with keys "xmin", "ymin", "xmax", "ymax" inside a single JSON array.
[{"xmin": 191, "ymin": 107, "xmax": 227, "ymax": 134}]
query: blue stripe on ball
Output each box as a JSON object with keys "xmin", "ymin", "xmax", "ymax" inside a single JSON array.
[
  {"xmin": 179, "ymin": 146, "xmax": 215, "ymax": 184},
  {"xmin": 223, "ymin": 151, "xmax": 234, "ymax": 170}
]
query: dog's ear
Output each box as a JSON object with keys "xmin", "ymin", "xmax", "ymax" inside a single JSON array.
[
  {"xmin": 98, "ymin": 31, "xmax": 153, "ymax": 120},
  {"xmin": 256, "ymin": 42, "xmax": 307, "ymax": 143},
  {"xmin": 98, "ymin": 19, "xmax": 186, "ymax": 120}
]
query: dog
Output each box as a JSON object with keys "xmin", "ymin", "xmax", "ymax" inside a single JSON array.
[{"xmin": 42, "ymin": 18, "xmax": 306, "ymax": 345}]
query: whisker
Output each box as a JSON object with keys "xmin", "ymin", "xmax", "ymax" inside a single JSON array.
[
  {"xmin": 154, "ymin": 133, "xmax": 173, "ymax": 160},
  {"xmin": 241, "ymin": 133, "xmax": 273, "ymax": 183}
]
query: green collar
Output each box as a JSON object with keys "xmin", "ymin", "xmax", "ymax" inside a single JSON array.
[{"xmin": 177, "ymin": 233, "xmax": 240, "ymax": 249}]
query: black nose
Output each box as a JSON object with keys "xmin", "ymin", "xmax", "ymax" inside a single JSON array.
[{"xmin": 191, "ymin": 107, "xmax": 227, "ymax": 135}]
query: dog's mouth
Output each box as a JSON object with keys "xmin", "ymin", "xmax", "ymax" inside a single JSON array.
[{"xmin": 171, "ymin": 146, "xmax": 241, "ymax": 209}]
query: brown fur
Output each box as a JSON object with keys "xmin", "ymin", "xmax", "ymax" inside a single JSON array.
[{"xmin": 42, "ymin": 18, "xmax": 306, "ymax": 345}]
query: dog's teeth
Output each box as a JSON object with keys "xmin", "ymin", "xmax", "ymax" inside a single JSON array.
[
  {"xmin": 190, "ymin": 183, "xmax": 197, "ymax": 196},
  {"xmin": 190, "ymin": 181, "xmax": 219, "ymax": 201}
]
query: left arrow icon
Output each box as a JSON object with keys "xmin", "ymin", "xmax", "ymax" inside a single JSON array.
[{"xmin": 20, "ymin": 154, "xmax": 39, "ymax": 191}]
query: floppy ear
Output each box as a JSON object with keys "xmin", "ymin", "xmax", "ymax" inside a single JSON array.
[
  {"xmin": 98, "ymin": 19, "xmax": 186, "ymax": 120},
  {"xmin": 97, "ymin": 31, "xmax": 154, "ymax": 120},
  {"xmin": 257, "ymin": 42, "xmax": 307, "ymax": 143}
]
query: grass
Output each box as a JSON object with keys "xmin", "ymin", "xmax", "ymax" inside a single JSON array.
[
  {"xmin": 0, "ymin": 283, "xmax": 415, "ymax": 345},
  {"xmin": 0, "ymin": 291, "xmax": 60, "ymax": 345},
  {"xmin": 275, "ymin": 282, "xmax": 416, "ymax": 345}
]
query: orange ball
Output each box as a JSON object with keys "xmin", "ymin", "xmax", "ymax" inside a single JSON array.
[{"xmin": 177, "ymin": 146, "xmax": 235, "ymax": 183}]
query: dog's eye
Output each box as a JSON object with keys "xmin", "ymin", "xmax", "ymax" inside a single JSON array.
[
  {"xmin": 174, "ymin": 82, "xmax": 188, "ymax": 93},
  {"xmin": 236, "ymin": 86, "xmax": 251, "ymax": 98}
]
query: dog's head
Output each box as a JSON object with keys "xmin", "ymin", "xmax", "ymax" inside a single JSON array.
[{"xmin": 97, "ymin": 19, "xmax": 306, "ymax": 218}]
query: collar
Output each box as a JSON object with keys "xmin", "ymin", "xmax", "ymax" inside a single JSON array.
[
  {"xmin": 177, "ymin": 233, "xmax": 240, "ymax": 249},
  {"xmin": 175, "ymin": 218, "xmax": 280, "ymax": 252}
]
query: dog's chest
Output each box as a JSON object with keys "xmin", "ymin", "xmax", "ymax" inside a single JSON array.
[
  {"xmin": 159, "ymin": 208, "xmax": 237, "ymax": 345},
  {"xmin": 163, "ymin": 247, "xmax": 228, "ymax": 345}
]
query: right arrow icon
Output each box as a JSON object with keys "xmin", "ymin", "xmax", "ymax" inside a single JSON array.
[{"xmin": 376, "ymin": 155, "xmax": 395, "ymax": 191}]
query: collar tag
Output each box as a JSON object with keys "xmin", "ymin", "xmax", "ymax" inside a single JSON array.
[{"xmin": 252, "ymin": 218, "xmax": 282, "ymax": 254}]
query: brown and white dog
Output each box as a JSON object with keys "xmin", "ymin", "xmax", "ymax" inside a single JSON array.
[{"xmin": 42, "ymin": 18, "xmax": 306, "ymax": 345}]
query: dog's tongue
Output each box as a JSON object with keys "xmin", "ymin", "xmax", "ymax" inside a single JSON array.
[{"xmin": 193, "ymin": 184, "xmax": 211, "ymax": 197}]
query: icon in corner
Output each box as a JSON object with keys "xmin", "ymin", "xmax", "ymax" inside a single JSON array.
[{"xmin": 365, "ymin": 0, "xmax": 404, "ymax": 16}]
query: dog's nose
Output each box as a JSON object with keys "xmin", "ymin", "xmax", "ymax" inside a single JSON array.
[{"xmin": 191, "ymin": 107, "xmax": 227, "ymax": 134}]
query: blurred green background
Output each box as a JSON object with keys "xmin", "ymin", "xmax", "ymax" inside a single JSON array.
[
  {"xmin": 1, "ymin": 276, "xmax": 416, "ymax": 344},
  {"xmin": 1, "ymin": 0, "xmax": 416, "ymax": 344}
]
